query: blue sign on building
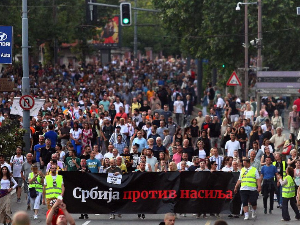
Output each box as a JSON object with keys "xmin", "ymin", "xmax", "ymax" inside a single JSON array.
[{"xmin": 0, "ymin": 26, "xmax": 13, "ymax": 64}]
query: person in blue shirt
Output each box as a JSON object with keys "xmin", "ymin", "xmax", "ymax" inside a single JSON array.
[
  {"xmin": 33, "ymin": 135, "xmax": 46, "ymax": 167},
  {"xmin": 86, "ymin": 151, "xmax": 101, "ymax": 173},
  {"xmin": 260, "ymin": 156, "xmax": 278, "ymax": 214},
  {"xmin": 44, "ymin": 124, "xmax": 58, "ymax": 148},
  {"xmin": 132, "ymin": 131, "xmax": 148, "ymax": 153}
]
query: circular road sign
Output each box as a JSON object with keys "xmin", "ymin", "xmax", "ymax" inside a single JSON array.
[{"xmin": 19, "ymin": 95, "xmax": 35, "ymax": 110}]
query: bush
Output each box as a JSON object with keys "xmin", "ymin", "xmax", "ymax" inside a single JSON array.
[{"xmin": 0, "ymin": 119, "xmax": 25, "ymax": 159}]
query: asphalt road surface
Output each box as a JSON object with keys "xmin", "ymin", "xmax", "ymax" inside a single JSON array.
[{"xmin": 10, "ymin": 191, "xmax": 300, "ymax": 225}]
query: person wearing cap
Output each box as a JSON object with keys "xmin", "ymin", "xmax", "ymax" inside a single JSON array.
[
  {"xmin": 234, "ymin": 158, "xmax": 261, "ymax": 220},
  {"xmin": 109, "ymin": 126, "xmax": 126, "ymax": 145},
  {"xmin": 43, "ymin": 164, "xmax": 65, "ymax": 209},
  {"xmin": 28, "ymin": 164, "xmax": 44, "ymax": 219}
]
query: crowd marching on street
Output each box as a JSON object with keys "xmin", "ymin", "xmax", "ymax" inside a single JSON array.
[{"xmin": 1, "ymin": 57, "xmax": 300, "ymax": 224}]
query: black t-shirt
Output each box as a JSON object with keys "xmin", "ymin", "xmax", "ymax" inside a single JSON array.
[
  {"xmin": 276, "ymin": 99, "xmax": 286, "ymax": 110},
  {"xmin": 80, "ymin": 154, "xmax": 90, "ymax": 160},
  {"xmin": 102, "ymin": 125, "xmax": 114, "ymax": 139},
  {"xmin": 120, "ymin": 153, "xmax": 134, "ymax": 171},
  {"xmin": 40, "ymin": 147, "xmax": 56, "ymax": 165},
  {"xmin": 230, "ymin": 101, "xmax": 238, "ymax": 115},
  {"xmin": 188, "ymin": 165, "xmax": 200, "ymax": 171},
  {"xmin": 190, "ymin": 125, "xmax": 199, "ymax": 137},
  {"xmin": 152, "ymin": 119, "xmax": 160, "ymax": 127},
  {"xmin": 153, "ymin": 145, "xmax": 166, "ymax": 159},
  {"xmin": 208, "ymin": 88, "xmax": 215, "ymax": 100},
  {"xmin": 139, "ymin": 105, "xmax": 151, "ymax": 113},
  {"xmin": 208, "ymin": 123, "xmax": 220, "ymax": 137},
  {"xmin": 183, "ymin": 147, "xmax": 194, "ymax": 161}
]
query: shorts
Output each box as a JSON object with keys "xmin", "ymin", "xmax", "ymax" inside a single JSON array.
[
  {"xmin": 14, "ymin": 177, "xmax": 23, "ymax": 187},
  {"xmin": 240, "ymin": 190, "xmax": 258, "ymax": 207}
]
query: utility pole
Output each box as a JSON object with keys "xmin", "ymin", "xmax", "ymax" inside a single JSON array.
[
  {"xmin": 244, "ymin": 0, "xmax": 249, "ymax": 100},
  {"xmin": 53, "ymin": 0, "xmax": 58, "ymax": 65},
  {"xmin": 22, "ymin": 0, "xmax": 31, "ymax": 153},
  {"xmin": 134, "ymin": 0, "xmax": 138, "ymax": 59},
  {"xmin": 196, "ymin": 59, "xmax": 203, "ymax": 105},
  {"xmin": 256, "ymin": 0, "xmax": 262, "ymax": 113},
  {"xmin": 257, "ymin": 0, "xmax": 262, "ymax": 71}
]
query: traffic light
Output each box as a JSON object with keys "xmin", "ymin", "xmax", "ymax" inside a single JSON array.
[{"xmin": 120, "ymin": 2, "xmax": 132, "ymax": 26}]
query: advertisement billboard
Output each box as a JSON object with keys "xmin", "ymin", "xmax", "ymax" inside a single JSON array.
[
  {"xmin": 0, "ymin": 26, "xmax": 13, "ymax": 64},
  {"xmin": 89, "ymin": 16, "xmax": 120, "ymax": 48}
]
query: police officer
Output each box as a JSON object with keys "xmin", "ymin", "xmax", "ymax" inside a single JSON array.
[
  {"xmin": 277, "ymin": 167, "xmax": 300, "ymax": 221},
  {"xmin": 43, "ymin": 164, "xmax": 65, "ymax": 209},
  {"xmin": 234, "ymin": 158, "xmax": 261, "ymax": 220}
]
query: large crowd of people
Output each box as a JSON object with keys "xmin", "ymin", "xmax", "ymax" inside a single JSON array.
[{"xmin": 0, "ymin": 58, "xmax": 300, "ymax": 223}]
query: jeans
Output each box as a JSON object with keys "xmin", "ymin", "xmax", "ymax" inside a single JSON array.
[
  {"xmin": 277, "ymin": 185, "xmax": 283, "ymax": 205},
  {"xmin": 71, "ymin": 139, "xmax": 82, "ymax": 156},
  {"xmin": 262, "ymin": 179, "xmax": 275, "ymax": 210},
  {"xmin": 282, "ymin": 196, "xmax": 300, "ymax": 220}
]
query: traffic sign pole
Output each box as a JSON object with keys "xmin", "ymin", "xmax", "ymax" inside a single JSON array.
[{"xmin": 22, "ymin": 0, "xmax": 31, "ymax": 153}]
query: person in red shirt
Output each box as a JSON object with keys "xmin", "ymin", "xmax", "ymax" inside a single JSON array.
[
  {"xmin": 293, "ymin": 97, "xmax": 300, "ymax": 112},
  {"xmin": 46, "ymin": 199, "xmax": 64, "ymax": 225}
]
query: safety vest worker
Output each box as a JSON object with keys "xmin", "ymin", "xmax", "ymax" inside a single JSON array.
[
  {"xmin": 234, "ymin": 158, "xmax": 261, "ymax": 220},
  {"xmin": 43, "ymin": 165, "xmax": 64, "ymax": 209}
]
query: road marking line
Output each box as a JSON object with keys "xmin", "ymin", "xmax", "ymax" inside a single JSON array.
[
  {"xmin": 82, "ymin": 221, "xmax": 91, "ymax": 225},
  {"xmin": 205, "ymin": 220, "xmax": 211, "ymax": 225}
]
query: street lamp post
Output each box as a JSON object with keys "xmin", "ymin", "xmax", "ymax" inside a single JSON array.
[
  {"xmin": 236, "ymin": 1, "xmax": 258, "ymax": 100},
  {"xmin": 257, "ymin": 0, "xmax": 262, "ymax": 71}
]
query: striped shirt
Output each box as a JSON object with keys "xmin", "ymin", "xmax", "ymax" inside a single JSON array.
[{"xmin": 209, "ymin": 155, "xmax": 224, "ymax": 171}]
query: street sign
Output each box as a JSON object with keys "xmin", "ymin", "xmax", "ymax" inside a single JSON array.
[
  {"xmin": 256, "ymin": 71, "xmax": 300, "ymax": 89},
  {"xmin": 0, "ymin": 26, "xmax": 13, "ymax": 64},
  {"xmin": 0, "ymin": 78, "xmax": 14, "ymax": 92},
  {"xmin": 19, "ymin": 95, "xmax": 35, "ymax": 110},
  {"xmin": 226, "ymin": 71, "xmax": 242, "ymax": 86}
]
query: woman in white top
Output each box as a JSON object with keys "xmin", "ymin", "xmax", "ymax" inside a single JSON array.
[
  {"xmin": 271, "ymin": 109, "xmax": 283, "ymax": 129},
  {"xmin": 294, "ymin": 160, "xmax": 300, "ymax": 187},
  {"xmin": 70, "ymin": 122, "xmax": 83, "ymax": 156},
  {"xmin": 222, "ymin": 156, "xmax": 233, "ymax": 172},
  {"xmin": 243, "ymin": 103, "xmax": 254, "ymax": 124},
  {"xmin": 261, "ymin": 139, "xmax": 274, "ymax": 153},
  {"xmin": 0, "ymin": 166, "xmax": 17, "ymax": 225}
]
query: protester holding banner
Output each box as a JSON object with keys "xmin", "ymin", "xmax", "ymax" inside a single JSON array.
[
  {"xmin": 0, "ymin": 166, "xmax": 17, "ymax": 225},
  {"xmin": 234, "ymin": 158, "xmax": 261, "ymax": 220}
]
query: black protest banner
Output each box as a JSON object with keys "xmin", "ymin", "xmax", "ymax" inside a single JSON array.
[{"xmin": 60, "ymin": 171, "xmax": 237, "ymax": 214}]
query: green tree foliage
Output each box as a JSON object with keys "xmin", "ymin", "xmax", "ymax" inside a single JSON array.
[
  {"xmin": 0, "ymin": 0, "xmax": 118, "ymax": 64},
  {"xmin": 0, "ymin": 119, "xmax": 25, "ymax": 158},
  {"xmin": 153, "ymin": 0, "xmax": 300, "ymax": 75}
]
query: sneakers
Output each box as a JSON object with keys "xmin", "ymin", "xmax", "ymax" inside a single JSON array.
[
  {"xmin": 252, "ymin": 210, "xmax": 257, "ymax": 219},
  {"xmin": 27, "ymin": 205, "xmax": 30, "ymax": 211},
  {"xmin": 117, "ymin": 214, "xmax": 122, "ymax": 218},
  {"xmin": 109, "ymin": 214, "xmax": 115, "ymax": 219},
  {"xmin": 264, "ymin": 208, "xmax": 267, "ymax": 214},
  {"xmin": 244, "ymin": 215, "xmax": 249, "ymax": 220},
  {"xmin": 33, "ymin": 215, "xmax": 38, "ymax": 220},
  {"xmin": 269, "ymin": 209, "xmax": 272, "ymax": 214},
  {"xmin": 17, "ymin": 198, "xmax": 21, "ymax": 203}
]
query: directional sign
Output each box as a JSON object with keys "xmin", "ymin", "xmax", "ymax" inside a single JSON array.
[
  {"xmin": 19, "ymin": 95, "xmax": 35, "ymax": 110},
  {"xmin": 226, "ymin": 71, "xmax": 242, "ymax": 86},
  {"xmin": 0, "ymin": 26, "xmax": 13, "ymax": 64}
]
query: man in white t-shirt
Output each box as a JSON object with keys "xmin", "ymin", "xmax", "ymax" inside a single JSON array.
[
  {"xmin": 104, "ymin": 144, "xmax": 114, "ymax": 159},
  {"xmin": 173, "ymin": 95, "xmax": 184, "ymax": 127},
  {"xmin": 10, "ymin": 146, "xmax": 26, "ymax": 203},
  {"xmin": 225, "ymin": 133, "xmax": 241, "ymax": 157},
  {"xmin": 113, "ymin": 97, "xmax": 123, "ymax": 114}
]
